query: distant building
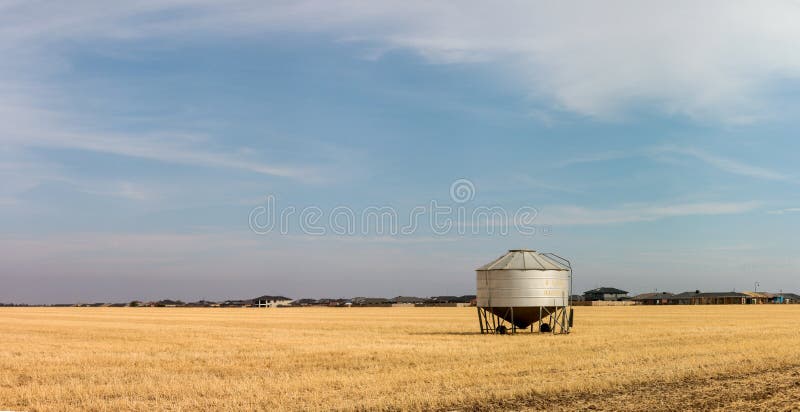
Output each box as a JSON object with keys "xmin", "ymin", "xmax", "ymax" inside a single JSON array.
[
  {"xmin": 429, "ymin": 295, "xmax": 475, "ymax": 304},
  {"xmin": 667, "ymin": 291, "xmax": 748, "ymax": 305},
  {"xmin": 390, "ymin": 296, "xmax": 429, "ymax": 307},
  {"xmin": 427, "ymin": 295, "xmax": 476, "ymax": 307},
  {"xmin": 253, "ymin": 295, "xmax": 293, "ymax": 308},
  {"xmin": 154, "ymin": 299, "xmax": 184, "ymax": 307},
  {"xmin": 351, "ymin": 297, "xmax": 391, "ymax": 306},
  {"xmin": 583, "ymin": 287, "xmax": 629, "ymax": 301},
  {"xmin": 631, "ymin": 292, "xmax": 674, "ymax": 305},
  {"xmin": 391, "ymin": 296, "xmax": 429, "ymax": 304},
  {"xmin": 308, "ymin": 298, "xmax": 351, "ymax": 307},
  {"xmin": 220, "ymin": 300, "xmax": 251, "ymax": 307},
  {"xmin": 741, "ymin": 291, "xmax": 772, "ymax": 304},
  {"xmin": 185, "ymin": 300, "xmax": 217, "ymax": 307},
  {"xmin": 291, "ymin": 298, "xmax": 319, "ymax": 306},
  {"xmin": 667, "ymin": 291, "xmax": 701, "ymax": 305},
  {"xmin": 774, "ymin": 293, "xmax": 800, "ymax": 304}
]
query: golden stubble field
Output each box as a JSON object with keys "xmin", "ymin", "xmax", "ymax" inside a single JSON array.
[{"xmin": 2, "ymin": 306, "xmax": 800, "ymax": 411}]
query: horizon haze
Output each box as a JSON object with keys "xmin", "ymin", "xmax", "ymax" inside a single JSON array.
[{"xmin": 2, "ymin": 1, "xmax": 800, "ymax": 304}]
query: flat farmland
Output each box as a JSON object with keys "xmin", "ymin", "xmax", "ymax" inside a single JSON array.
[{"xmin": 2, "ymin": 306, "xmax": 800, "ymax": 411}]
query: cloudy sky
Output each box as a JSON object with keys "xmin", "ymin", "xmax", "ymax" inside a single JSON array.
[{"xmin": 2, "ymin": 1, "xmax": 800, "ymax": 303}]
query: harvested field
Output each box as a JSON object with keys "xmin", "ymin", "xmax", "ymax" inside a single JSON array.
[{"xmin": 2, "ymin": 306, "xmax": 800, "ymax": 411}]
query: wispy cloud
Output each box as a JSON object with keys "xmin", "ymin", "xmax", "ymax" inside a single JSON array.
[
  {"xmin": 558, "ymin": 145, "xmax": 790, "ymax": 182},
  {"xmin": 555, "ymin": 150, "xmax": 634, "ymax": 168},
  {"xmin": 0, "ymin": 87, "xmax": 325, "ymax": 182},
  {"xmin": 537, "ymin": 201, "xmax": 760, "ymax": 225},
  {"xmin": 767, "ymin": 207, "xmax": 800, "ymax": 215},
  {"xmin": 508, "ymin": 174, "xmax": 581, "ymax": 194},
  {"xmin": 39, "ymin": 130, "xmax": 319, "ymax": 179},
  {"xmin": 77, "ymin": 181, "xmax": 152, "ymax": 201},
  {"xmin": 656, "ymin": 146, "xmax": 788, "ymax": 181}
]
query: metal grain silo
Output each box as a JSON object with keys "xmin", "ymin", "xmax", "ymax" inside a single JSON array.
[{"xmin": 476, "ymin": 249, "xmax": 573, "ymax": 334}]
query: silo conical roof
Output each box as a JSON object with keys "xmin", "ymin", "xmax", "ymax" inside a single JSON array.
[{"xmin": 476, "ymin": 249, "xmax": 569, "ymax": 271}]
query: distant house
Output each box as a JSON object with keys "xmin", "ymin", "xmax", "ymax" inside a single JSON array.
[
  {"xmin": 700, "ymin": 292, "xmax": 750, "ymax": 305},
  {"xmin": 429, "ymin": 296, "xmax": 459, "ymax": 304},
  {"xmin": 351, "ymin": 297, "xmax": 391, "ymax": 306},
  {"xmin": 425, "ymin": 295, "xmax": 476, "ymax": 307},
  {"xmin": 461, "ymin": 295, "xmax": 477, "ymax": 303},
  {"xmin": 742, "ymin": 291, "xmax": 772, "ymax": 304},
  {"xmin": 291, "ymin": 298, "xmax": 319, "ymax": 306},
  {"xmin": 390, "ymin": 296, "xmax": 429, "ymax": 307},
  {"xmin": 154, "ymin": 299, "xmax": 184, "ymax": 307},
  {"xmin": 430, "ymin": 295, "xmax": 475, "ymax": 304},
  {"xmin": 391, "ymin": 296, "xmax": 429, "ymax": 304},
  {"xmin": 773, "ymin": 293, "xmax": 800, "ymax": 304},
  {"xmin": 667, "ymin": 291, "xmax": 748, "ymax": 305},
  {"xmin": 667, "ymin": 291, "xmax": 701, "ymax": 305},
  {"xmin": 253, "ymin": 295, "xmax": 293, "ymax": 308},
  {"xmin": 583, "ymin": 287, "xmax": 629, "ymax": 301},
  {"xmin": 185, "ymin": 300, "xmax": 217, "ymax": 307},
  {"xmin": 220, "ymin": 300, "xmax": 251, "ymax": 307},
  {"xmin": 632, "ymin": 292, "xmax": 674, "ymax": 305},
  {"xmin": 313, "ymin": 298, "xmax": 350, "ymax": 307}
]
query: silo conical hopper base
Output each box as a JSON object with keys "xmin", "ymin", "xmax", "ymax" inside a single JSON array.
[{"xmin": 486, "ymin": 306, "xmax": 556, "ymax": 329}]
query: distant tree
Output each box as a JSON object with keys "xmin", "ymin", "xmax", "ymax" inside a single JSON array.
[{"xmin": 129, "ymin": 300, "xmax": 142, "ymax": 307}]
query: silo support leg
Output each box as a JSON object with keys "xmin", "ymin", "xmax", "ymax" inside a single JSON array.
[{"xmin": 510, "ymin": 307, "xmax": 516, "ymax": 334}]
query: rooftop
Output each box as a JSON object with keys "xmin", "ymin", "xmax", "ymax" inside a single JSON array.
[
  {"xmin": 631, "ymin": 292, "xmax": 674, "ymax": 300},
  {"xmin": 252, "ymin": 295, "xmax": 292, "ymax": 301},
  {"xmin": 668, "ymin": 291, "xmax": 749, "ymax": 299},
  {"xmin": 585, "ymin": 287, "xmax": 629, "ymax": 295}
]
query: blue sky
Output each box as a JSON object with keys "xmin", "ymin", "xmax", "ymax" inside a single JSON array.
[{"xmin": 2, "ymin": 2, "xmax": 800, "ymax": 303}]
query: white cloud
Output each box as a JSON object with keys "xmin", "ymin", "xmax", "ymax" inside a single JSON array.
[{"xmin": 5, "ymin": 1, "xmax": 800, "ymax": 121}]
